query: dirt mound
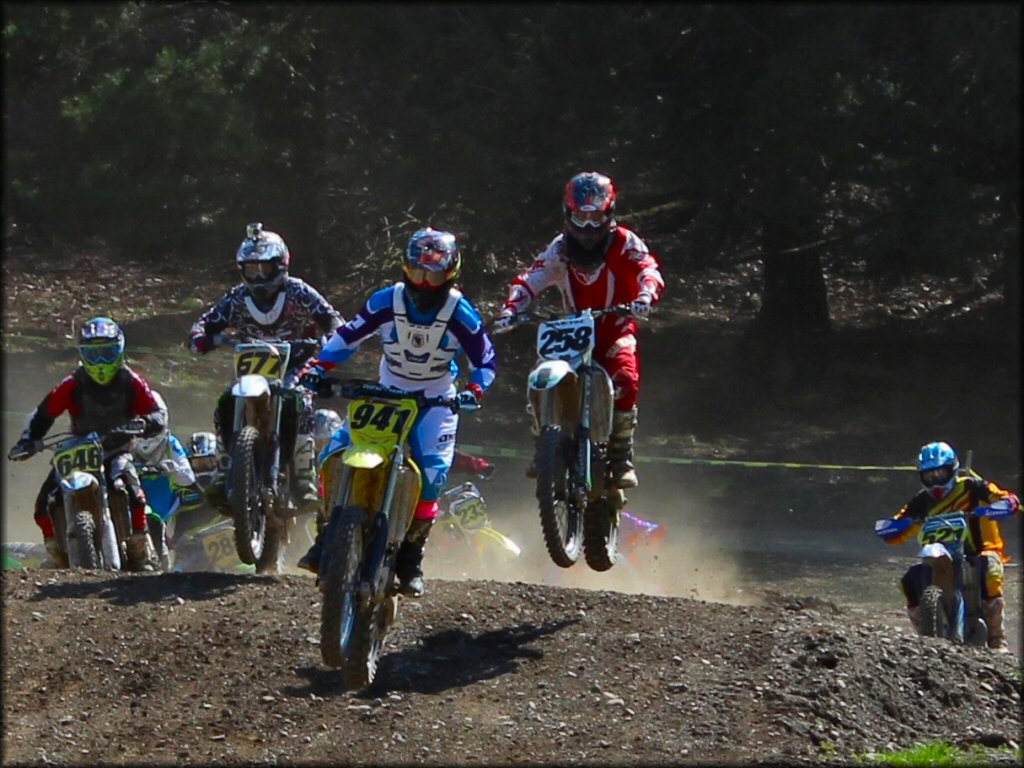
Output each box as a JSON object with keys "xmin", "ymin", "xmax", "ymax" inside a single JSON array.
[{"xmin": 3, "ymin": 569, "xmax": 1020, "ymax": 765}]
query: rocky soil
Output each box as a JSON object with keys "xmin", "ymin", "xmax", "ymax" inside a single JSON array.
[
  {"xmin": 3, "ymin": 246, "xmax": 1021, "ymax": 765},
  {"xmin": 2, "ymin": 564, "xmax": 1022, "ymax": 766}
]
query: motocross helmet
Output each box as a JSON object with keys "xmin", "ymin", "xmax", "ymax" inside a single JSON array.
[
  {"xmin": 132, "ymin": 390, "xmax": 170, "ymax": 465},
  {"xmin": 187, "ymin": 431, "xmax": 219, "ymax": 489},
  {"xmin": 917, "ymin": 441, "xmax": 960, "ymax": 499},
  {"xmin": 311, "ymin": 408, "xmax": 343, "ymax": 455},
  {"xmin": 402, "ymin": 227, "xmax": 461, "ymax": 313},
  {"xmin": 563, "ymin": 171, "xmax": 617, "ymax": 269},
  {"xmin": 78, "ymin": 316, "xmax": 125, "ymax": 386},
  {"xmin": 236, "ymin": 222, "xmax": 290, "ymax": 307}
]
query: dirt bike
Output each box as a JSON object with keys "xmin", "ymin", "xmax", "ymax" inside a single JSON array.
[
  {"xmin": 503, "ymin": 305, "xmax": 634, "ymax": 572},
  {"xmin": 435, "ymin": 481, "xmax": 522, "ymax": 561},
  {"xmin": 875, "ymin": 499, "xmax": 1015, "ymax": 645},
  {"xmin": 314, "ymin": 378, "xmax": 475, "ymax": 690},
  {"xmin": 8, "ymin": 420, "xmax": 146, "ymax": 570},
  {"xmin": 213, "ymin": 334, "xmax": 321, "ymax": 573},
  {"xmin": 171, "ymin": 516, "xmax": 256, "ymax": 575}
]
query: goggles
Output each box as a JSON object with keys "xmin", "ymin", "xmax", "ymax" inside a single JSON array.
[
  {"xmin": 568, "ymin": 209, "xmax": 609, "ymax": 229},
  {"xmin": 919, "ymin": 466, "xmax": 955, "ymax": 488},
  {"xmin": 405, "ymin": 267, "xmax": 450, "ymax": 287},
  {"xmin": 80, "ymin": 343, "xmax": 123, "ymax": 366},
  {"xmin": 241, "ymin": 261, "xmax": 277, "ymax": 280}
]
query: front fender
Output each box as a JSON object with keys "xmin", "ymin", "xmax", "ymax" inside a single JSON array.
[
  {"xmin": 61, "ymin": 470, "xmax": 99, "ymax": 493},
  {"xmin": 918, "ymin": 542, "xmax": 952, "ymax": 560},
  {"xmin": 528, "ymin": 359, "xmax": 575, "ymax": 391},
  {"xmin": 231, "ymin": 374, "xmax": 271, "ymax": 398}
]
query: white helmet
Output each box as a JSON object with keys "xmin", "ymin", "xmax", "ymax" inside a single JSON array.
[{"xmin": 312, "ymin": 408, "xmax": 343, "ymax": 455}]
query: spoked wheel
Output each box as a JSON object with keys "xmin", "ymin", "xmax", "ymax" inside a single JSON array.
[
  {"xmin": 583, "ymin": 496, "xmax": 619, "ymax": 572},
  {"xmin": 920, "ymin": 585, "xmax": 953, "ymax": 640},
  {"xmin": 230, "ymin": 426, "xmax": 268, "ymax": 565},
  {"xmin": 319, "ymin": 506, "xmax": 386, "ymax": 691},
  {"xmin": 536, "ymin": 425, "xmax": 584, "ymax": 568},
  {"xmin": 72, "ymin": 511, "xmax": 100, "ymax": 569}
]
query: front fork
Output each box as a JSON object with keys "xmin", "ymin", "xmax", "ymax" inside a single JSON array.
[
  {"xmin": 60, "ymin": 470, "xmax": 120, "ymax": 570},
  {"xmin": 927, "ymin": 554, "xmax": 967, "ymax": 643}
]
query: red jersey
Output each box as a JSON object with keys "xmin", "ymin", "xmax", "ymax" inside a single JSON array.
[{"xmin": 503, "ymin": 227, "xmax": 664, "ymax": 348}]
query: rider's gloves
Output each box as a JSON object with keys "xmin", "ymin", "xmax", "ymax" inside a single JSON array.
[
  {"xmin": 299, "ymin": 363, "xmax": 328, "ymax": 395},
  {"xmin": 630, "ymin": 293, "xmax": 653, "ymax": 320},
  {"xmin": 8, "ymin": 438, "xmax": 38, "ymax": 461},
  {"xmin": 189, "ymin": 332, "xmax": 211, "ymax": 355},
  {"xmin": 491, "ymin": 308, "xmax": 517, "ymax": 335},
  {"xmin": 457, "ymin": 383, "xmax": 484, "ymax": 409}
]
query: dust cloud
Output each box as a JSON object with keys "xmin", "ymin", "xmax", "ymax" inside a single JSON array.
[{"xmin": 426, "ymin": 467, "xmax": 757, "ymax": 606}]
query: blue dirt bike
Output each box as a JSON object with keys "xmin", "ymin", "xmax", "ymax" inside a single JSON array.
[{"xmin": 875, "ymin": 499, "xmax": 1015, "ymax": 645}]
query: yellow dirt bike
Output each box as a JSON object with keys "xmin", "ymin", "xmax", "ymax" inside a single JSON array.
[
  {"xmin": 436, "ymin": 481, "xmax": 521, "ymax": 561},
  {"xmin": 314, "ymin": 379, "xmax": 474, "ymax": 690}
]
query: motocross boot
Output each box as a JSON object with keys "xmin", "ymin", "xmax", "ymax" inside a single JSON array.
[
  {"xmin": 982, "ymin": 597, "xmax": 1009, "ymax": 652},
  {"xmin": 906, "ymin": 605, "xmax": 924, "ymax": 635},
  {"xmin": 293, "ymin": 434, "xmax": 320, "ymax": 514},
  {"xmin": 608, "ymin": 407, "xmax": 639, "ymax": 489},
  {"xmin": 43, "ymin": 537, "xmax": 69, "ymax": 569},
  {"xmin": 204, "ymin": 435, "xmax": 232, "ymax": 514},
  {"xmin": 148, "ymin": 517, "xmax": 170, "ymax": 572},
  {"xmin": 395, "ymin": 517, "xmax": 434, "ymax": 598},
  {"xmin": 126, "ymin": 532, "xmax": 157, "ymax": 572},
  {"xmin": 296, "ymin": 512, "xmax": 325, "ymax": 575}
]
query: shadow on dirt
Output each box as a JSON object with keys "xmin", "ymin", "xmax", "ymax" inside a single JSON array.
[
  {"xmin": 286, "ymin": 618, "xmax": 579, "ymax": 699},
  {"xmin": 28, "ymin": 571, "xmax": 279, "ymax": 604}
]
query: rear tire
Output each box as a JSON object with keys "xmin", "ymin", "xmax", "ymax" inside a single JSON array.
[
  {"xmin": 583, "ymin": 496, "xmax": 619, "ymax": 572},
  {"xmin": 536, "ymin": 426, "xmax": 583, "ymax": 568},
  {"xmin": 230, "ymin": 426, "xmax": 267, "ymax": 565},
  {"xmin": 920, "ymin": 585, "xmax": 951, "ymax": 639}
]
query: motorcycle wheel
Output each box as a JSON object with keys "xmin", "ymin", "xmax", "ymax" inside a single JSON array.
[
  {"xmin": 320, "ymin": 507, "xmax": 388, "ymax": 690},
  {"xmin": 72, "ymin": 511, "xmax": 100, "ymax": 569},
  {"xmin": 583, "ymin": 496, "xmax": 619, "ymax": 572},
  {"xmin": 536, "ymin": 425, "xmax": 583, "ymax": 568},
  {"xmin": 230, "ymin": 425, "xmax": 268, "ymax": 565},
  {"xmin": 920, "ymin": 585, "xmax": 952, "ymax": 640}
]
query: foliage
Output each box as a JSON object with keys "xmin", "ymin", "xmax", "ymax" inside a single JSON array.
[
  {"xmin": 3, "ymin": 4, "xmax": 1019, "ymax": 334},
  {"xmin": 857, "ymin": 740, "xmax": 1022, "ymax": 766}
]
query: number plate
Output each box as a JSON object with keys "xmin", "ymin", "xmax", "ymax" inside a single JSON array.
[
  {"xmin": 919, "ymin": 512, "xmax": 968, "ymax": 546},
  {"xmin": 536, "ymin": 314, "xmax": 595, "ymax": 361},
  {"xmin": 202, "ymin": 527, "xmax": 239, "ymax": 570},
  {"xmin": 347, "ymin": 397, "xmax": 419, "ymax": 453},
  {"xmin": 234, "ymin": 342, "xmax": 291, "ymax": 379},
  {"xmin": 52, "ymin": 437, "xmax": 103, "ymax": 479}
]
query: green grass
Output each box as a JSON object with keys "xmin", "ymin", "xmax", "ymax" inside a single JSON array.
[{"xmin": 857, "ymin": 740, "xmax": 1021, "ymax": 766}]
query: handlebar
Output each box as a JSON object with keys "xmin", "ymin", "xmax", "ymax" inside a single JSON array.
[
  {"xmin": 492, "ymin": 304, "xmax": 639, "ymax": 332},
  {"xmin": 7, "ymin": 420, "xmax": 146, "ymax": 461},
  {"xmin": 212, "ymin": 334, "xmax": 323, "ymax": 351},
  {"xmin": 317, "ymin": 378, "xmax": 467, "ymax": 413}
]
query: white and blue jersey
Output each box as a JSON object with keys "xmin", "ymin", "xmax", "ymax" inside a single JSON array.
[
  {"xmin": 316, "ymin": 282, "xmax": 498, "ymax": 501},
  {"xmin": 136, "ymin": 434, "xmax": 203, "ymax": 523}
]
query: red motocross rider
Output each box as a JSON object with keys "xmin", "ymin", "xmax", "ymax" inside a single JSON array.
[
  {"xmin": 492, "ymin": 171, "xmax": 664, "ymax": 488},
  {"xmin": 7, "ymin": 317, "xmax": 167, "ymax": 571}
]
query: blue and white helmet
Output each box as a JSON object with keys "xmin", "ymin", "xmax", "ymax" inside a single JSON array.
[{"xmin": 917, "ymin": 441, "xmax": 959, "ymax": 496}]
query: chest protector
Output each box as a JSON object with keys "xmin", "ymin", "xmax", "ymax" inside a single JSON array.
[
  {"xmin": 72, "ymin": 367, "xmax": 137, "ymax": 437},
  {"xmin": 382, "ymin": 284, "xmax": 461, "ymax": 382}
]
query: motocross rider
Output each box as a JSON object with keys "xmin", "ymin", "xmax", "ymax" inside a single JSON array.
[
  {"xmin": 131, "ymin": 389, "xmax": 202, "ymax": 568},
  {"xmin": 491, "ymin": 171, "xmax": 665, "ymax": 489},
  {"xmin": 297, "ymin": 227, "xmax": 498, "ymax": 597},
  {"xmin": 881, "ymin": 441, "xmax": 1019, "ymax": 652},
  {"xmin": 187, "ymin": 222, "xmax": 343, "ymax": 514},
  {"xmin": 7, "ymin": 317, "xmax": 166, "ymax": 571}
]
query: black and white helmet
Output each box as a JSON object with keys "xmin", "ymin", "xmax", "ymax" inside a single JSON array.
[{"xmin": 236, "ymin": 222, "xmax": 290, "ymax": 305}]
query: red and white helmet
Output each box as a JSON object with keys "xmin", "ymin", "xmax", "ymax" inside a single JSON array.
[{"xmin": 563, "ymin": 171, "xmax": 617, "ymax": 252}]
